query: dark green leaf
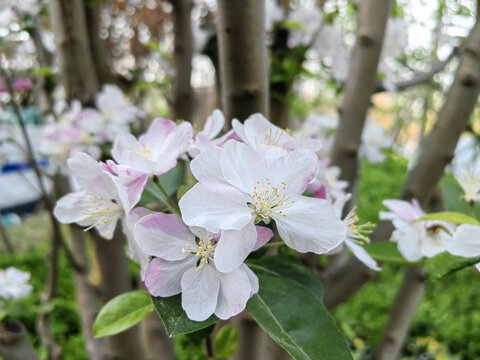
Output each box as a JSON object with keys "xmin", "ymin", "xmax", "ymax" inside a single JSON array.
[
  {"xmin": 139, "ymin": 164, "xmax": 184, "ymax": 206},
  {"xmin": 418, "ymin": 212, "xmax": 480, "ymax": 226},
  {"xmin": 426, "ymin": 252, "xmax": 480, "ymax": 281},
  {"xmin": 363, "ymin": 241, "xmax": 424, "ymax": 266},
  {"xmin": 93, "ymin": 290, "xmax": 154, "ymax": 338},
  {"xmin": 152, "ymin": 294, "xmax": 219, "ymax": 337},
  {"xmin": 248, "ymin": 255, "xmax": 323, "ymax": 300},
  {"xmin": 247, "ymin": 262, "xmax": 352, "ymax": 360},
  {"xmin": 214, "ymin": 325, "xmax": 239, "ymax": 358}
]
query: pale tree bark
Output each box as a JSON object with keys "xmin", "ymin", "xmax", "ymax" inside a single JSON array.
[
  {"xmin": 91, "ymin": 230, "xmax": 146, "ymax": 360},
  {"xmin": 330, "ymin": 0, "xmax": 391, "ymax": 200},
  {"xmin": 171, "ymin": 0, "xmax": 195, "ymax": 122},
  {"xmin": 0, "ymin": 320, "xmax": 40, "ymax": 360},
  {"xmin": 323, "ymin": 14, "xmax": 480, "ymax": 310},
  {"xmin": 48, "ymin": 0, "xmax": 99, "ymax": 104},
  {"xmin": 217, "ymin": 0, "xmax": 269, "ymax": 121}
]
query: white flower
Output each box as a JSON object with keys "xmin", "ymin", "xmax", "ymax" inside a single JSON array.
[
  {"xmin": 308, "ymin": 162, "xmax": 349, "ymax": 201},
  {"xmin": 134, "ymin": 213, "xmax": 271, "ymax": 321},
  {"xmin": 453, "ymin": 165, "xmax": 480, "ymax": 203},
  {"xmin": 0, "ymin": 267, "xmax": 33, "ymax": 300},
  {"xmin": 380, "ymin": 199, "xmax": 453, "ymax": 262},
  {"xmin": 313, "ymin": 24, "xmax": 343, "ymax": 58},
  {"xmin": 265, "ymin": 0, "xmax": 284, "ymax": 32},
  {"xmin": 382, "ymin": 17, "xmax": 408, "ymax": 59},
  {"xmin": 112, "ymin": 118, "xmax": 193, "ymax": 175},
  {"xmin": 287, "ymin": 6, "xmax": 323, "ymax": 48},
  {"xmin": 444, "ymin": 224, "xmax": 480, "ymax": 270},
  {"xmin": 361, "ymin": 118, "xmax": 392, "ymax": 164},
  {"xmin": 54, "ymin": 153, "xmax": 148, "ymax": 239},
  {"xmin": 332, "ymin": 194, "xmax": 380, "ymax": 271},
  {"xmin": 179, "ymin": 140, "xmax": 346, "ymax": 272}
]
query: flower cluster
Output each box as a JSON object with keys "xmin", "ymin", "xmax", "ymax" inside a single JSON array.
[
  {"xmin": 54, "ymin": 110, "xmax": 387, "ymax": 321},
  {"xmin": 0, "ymin": 267, "xmax": 32, "ymax": 300},
  {"xmin": 41, "ymin": 85, "xmax": 144, "ymax": 174}
]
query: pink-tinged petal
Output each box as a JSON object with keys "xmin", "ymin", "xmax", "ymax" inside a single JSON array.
[
  {"xmin": 190, "ymin": 146, "xmax": 225, "ymax": 184},
  {"xmin": 221, "ymin": 140, "xmax": 264, "ymax": 194},
  {"xmin": 243, "ymin": 113, "xmax": 288, "ymax": 149},
  {"xmin": 179, "ymin": 182, "xmax": 253, "ymax": 233},
  {"xmin": 214, "ymin": 221, "xmax": 257, "ymax": 273},
  {"xmin": 123, "ymin": 173, "xmax": 149, "ymax": 208},
  {"xmin": 244, "ymin": 264, "xmax": 259, "ymax": 296},
  {"xmin": 112, "ymin": 132, "xmax": 140, "ymax": 164},
  {"xmin": 274, "ymin": 195, "xmax": 346, "ymax": 254},
  {"xmin": 199, "ymin": 109, "xmax": 225, "ymax": 140},
  {"xmin": 444, "ymin": 224, "xmax": 480, "ymax": 257},
  {"xmin": 253, "ymin": 226, "xmax": 274, "ymax": 251},
  {"xmin": 284, "ymin": 137, "xmax": 322, "ymax": 152},
  {"xmin": 311, "ymin": 185, "xmax": 327, "ymax": 200},
  {"xmin": 214, "ymin": 128, "xmax": 240, "ymax": 147},
  {"xmin": 54, "ymin": 191, "xmax": 90, "ymax": 224},
  {"xmin": 145, "ymin": 257, "xmax": 196, "ymax": 297},
  {"xmin": 111, "ymin": 175, "xmax": 133, "ymax": 213},
  {"xmin": 134, "ymin": 213, "xmax": 194, "ymax": 260},
  {"xmin": 81, "ymin": 109, "xmax": 105, "ymax": 133},
  {"xmin": 139, "ymin": 118, "xmax": 176, "ymax": 149},
  {"xmin": 231, "ymin": 119, "xmax": 246, "ymax": 143},
  {"xmin": 382, "ymin": 199, "xmax": 425, "ymax": 222},
  {"xmin": 214, "ymin": 266, "xmax": 252, "ymax": 320},
  {"xmin": 181, "ymin": 266, "xmax": 220, "ymax": 321},
  {"xmin": 345, "ymin": 239, "xmax": 381, "ymax": 271},
  {"xmin": 161, "ymin": 121, "xmax": 193, "ymax": 157},
  {"xmin": 95, "ymin": 215, "xmax": 122, "ymax": 240}
]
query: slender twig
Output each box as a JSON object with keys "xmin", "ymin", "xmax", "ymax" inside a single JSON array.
[{"xmin": 152, "ymin": 176, "xmax": 181, "ymax": 215}]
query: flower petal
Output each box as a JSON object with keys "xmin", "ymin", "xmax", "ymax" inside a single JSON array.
[
  {"xmin": 214, "ymin": 220, "xmax": 257, "ymax": 273},
  {"xmin": 345, "ymin": 239, "xmax": 381, "ymax": 271},
  {"xmin": 134, "ymin": 213, "xmax": 193, "ymax": 260},
  {"xmin": 179, "ymin": 182, "xmax": 253, "ymax": 232},
  {"xmin": 253, "ymin": 226, "xmax": 274, "ymax": 251},
  {"xmin": 444, "ymin": 224, "xmax": 480, "ymax": 257},
  {"xmin": 190, "ymin": 146, "xmax": 225, "ymax": 184},
  {"xmin": 274, "ymin": 195, "xmax": 346, "ymax": 254},
  {"xmin": 54, "ymin": 191, "xmax": 90, "ymax": 224},
  {"xmin": 145, "ymin": 257, "xmax": 195, "ymax": 297},
  {"xmin": 181, "ymin": 266, "xmax": 220, "ymax": 321},
  {"xmin": 214, "ymin": 266, "xmax": 252, "ymax": 320}
]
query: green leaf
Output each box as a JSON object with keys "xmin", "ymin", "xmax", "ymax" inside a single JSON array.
[
  {"xmin": 441, "ymin": 177, "xmax": 480, "ymax": 218},
  {"xmin": 418, "ymin": 212, "xmax": 480, "ymax": 226},
  {"xmin": 363, "ymin": 241, "xmax": 424, "ymax": 266},
  {"xmin": 139, "ymin": 164, "xmax": 184, "ymax": 206},
  {"xmin": 247, "ymin": 259, "xmax": 353, "ymax": 360},
  {"xmin": 248, "ymin": 255, "xmax": 323, "ymax": 300},
  {"xmin": 152, "ymin": 294, "xmax": 219, "ymax": 337},
  {"xmin": 426, "ymin": 252, "xmax": 480, "ymax": 281},
  {"xmin": 93, "ymin": 290, "xmax": 154, "ymax": 338},
  {"xmin": 214, "ymin": 325, "xmax": 239, "ymax": 358}
]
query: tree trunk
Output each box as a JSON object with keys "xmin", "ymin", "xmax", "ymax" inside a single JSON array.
[
  {"xmin": 0, "ymin": 320, "xmax": 40, "ymax": 360},
  {"xmin": 171, "ymin": 0, "xmax": 195, "ymax": 122},
  {"xmin": 91, "ymin": 230, "xmax": 146, "ymax": 360},
  {"xmin": 48, "ymin": 0, "xmax": 99, "ymax": 104},
  {"xmin": 330, "ymin": 0, "xmax": 391, "ymax": 200},
  {"xmin": 217, "ymin": 0, "xmax": 269, "ymax": 121},
  {"xmin": 322, "ymin": 12, "xmax": 480, "ymax": 310}
]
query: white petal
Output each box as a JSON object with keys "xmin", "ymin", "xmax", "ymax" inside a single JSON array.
[
  {"xmin": 393, "ymin": 226, "xmax": 424, "ymax": 262},
  {"xmin": 244, "ymin": 264, "xmax": 259, "ymax": 296},
  {"xmin": 214, "ymin": 266, "xmax": 252, "ymax": 320},
  {"xmin": 145, "ymin": 257, "xmax": 195, "ymax": 297},
  {"xmin": 274, "ymin": 195, "xmax": 346, "ymax": 254},
  {"xmin": 134, "ymin": 213, "xmax": 193, "ymax": 260},
  {"xmin": 200, "ymin": 109, "xmax": 225, "ymax": 139},
  {"xmin": 214, "ymin": 220, "xmax": 257, "ymax": 273},
  {"xmin": 345, "ymin": 239, "xmax": 381, "ymax": 271},
  {"xmin": 221, "ymin": 140, "xmax": 264, "ymax": 194},
  {"xmin": 54, "ymin": 191, "xmax": 90, "ymax": 224},
  {"xmin": 179, "ymin": 182, "xmax": 253, "ymax": 232},
  {"xmin": 181, "ymin": 266, "xmax": 220, "ymax": 321},
  {"xmin": 190, "ymin": 146, "xmax": 226, "ymax": 184},
  {"xmin": 444, "ymin": 224, "xmax": 480, "ymax": 258}
]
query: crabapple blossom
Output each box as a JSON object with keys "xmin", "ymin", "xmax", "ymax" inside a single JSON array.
[
  {"xmin": 54, "ymin": 152, "xmax": 148, "ymax": 239},
  {"xmin": 380, "ymin": 199, "xmax": 452, "ymax": 262},
  {"xmin": 112, "ymin": 118, "xmax": 193, "ymax": 175},
  {"xmin": 443, "ymin": 224, "xmax": 480, "ymax": 270},
  {"xmin": 382, "ymin": 17, "xmax": 408, "ymax": 59},
  {"xmin": 308, "ymin": 161, "xmax": 349, "ymax": 201},
  {"xmin": 0, "ymin": 267, "xmax": 33, "ymax": 300},
  {"xmin": 179, "ymin": 140, "xmax": 346, "ymax": 272},
  {"xmin": 361, "ymin": 118, "xmax": 392, "ymax": 164},
  {"xmin": 332, "ymin": 194, "xmax": 380, "ymax": 271},
  {"xmin": 232, "ymin": 113, "xmax": 321, "ymax": 157},
  {"xmin": 287, "ymin": 5, "xmax": 323, "ymax": 48},
  {"xmin": 265, "ymin": 0, "xmax": 284, "ymax": 32},
  {"xmin": 453, "ymin": 165, "xmax": 480, "ymax": 203},
  {"xmin": 134, "ymin": 213, "xmax": 272, "ymax": 321}
]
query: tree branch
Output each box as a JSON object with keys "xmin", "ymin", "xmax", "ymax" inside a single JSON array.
[
  {"xmin": 322, "ymin": 13, "xmax": 480, "ymax": 310},
  {"xmin": 217, "ymin": 0, "xmax": 269, "ymax": 121},
  {"xmin": 374, "ymin": 47, "xmax": 459, "ymax": 93}
]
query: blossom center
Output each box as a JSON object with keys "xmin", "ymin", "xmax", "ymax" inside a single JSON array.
[
  {"xmin": 136, "ymin": 144, "xmax": 152, "ymax": 159},
  {"xmin": 182, "ymin": 230, "xmax": 216, "ymax": 272},
  {"xmin": 344, "ymin": 207, "xmax": 373, "ymax": 243},
  {"xmin": 250, "ymin": 178, "xmax": 291, "ymax": 223},
  {"xmin": 81, "ymin": 194, "xmax": 123, "ymax": 234},
  {"xmin": 255, "ymin": 128, "xmax": 286, "ymax": 147}
]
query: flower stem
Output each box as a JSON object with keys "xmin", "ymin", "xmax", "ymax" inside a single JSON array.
[
  {"xmin": 469, "ymin": 201, "xmax": 475, "ymax": 218},
  {"xmin": 263, "ymin": 241, "xmax": 284, "ymax": 248},
  {"xmin": 152, "ymin": 176, "xmax": 181, "ymax": 216}
]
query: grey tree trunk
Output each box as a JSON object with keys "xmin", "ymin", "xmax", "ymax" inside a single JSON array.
[
  {"xmin": 48, "ymin": 0, "xmax": 99, "ymax": 104},
  {"xmin": 330, "ymin": 0, "xmax": 391, "ymax": 201},
  {"xmin": 322, "ymin": 13, "xmax": 480, "ymax": 310},
  {"xmin": 171, "ymin": 0, "xmax": 195, "ymax": 122},
  {"xmin": 217, "ymin": 0, "xmax": 269, "ymax": 121},
  {"xmin": 0, "ymin": 320, "xmax": 40, "ymax": 360}
]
